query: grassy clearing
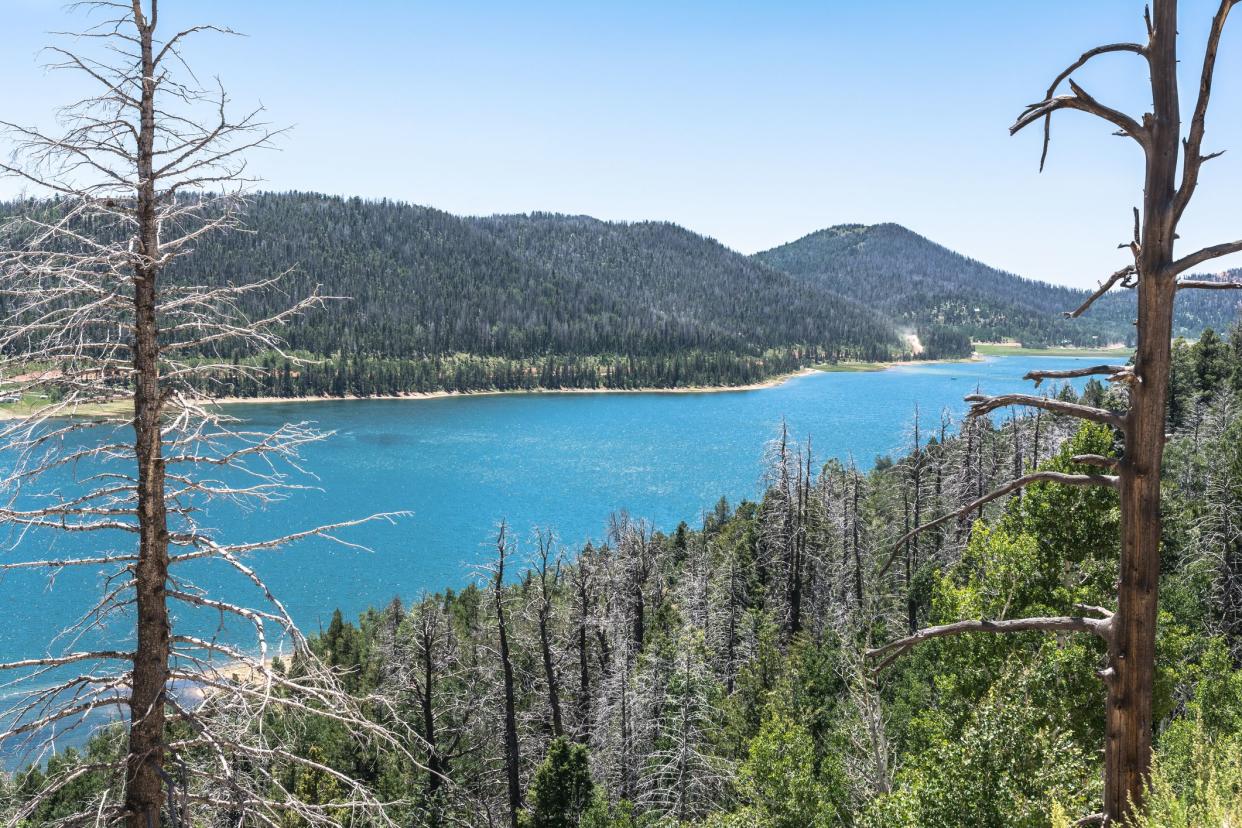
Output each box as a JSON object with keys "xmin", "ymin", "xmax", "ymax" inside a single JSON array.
[
  {"xmin": 973, "ymin": 342, "xmax": 1134, "ymax": 358},
  {"xmin": 0, "ymin": 392, "xmax": 132, "ymax": 420},
  {"xmin": 812, "ymin": 361, "xmax": 889, "ymax": 373}
]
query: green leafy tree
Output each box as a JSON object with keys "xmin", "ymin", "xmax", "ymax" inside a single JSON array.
[
  {"xmin": 729, "ymin": 712, "xmax": 838, "ymax": 828},
  {"xmin": 1194, "ymin": 328, "xmax": 1232, "ymax": 402},
  {"xmin": 1168, "ymin": 338, "xmax": 1197, "ymax": 433},
  {"xmin": 521, "ymin": 738, "xmax": 596, "ymax": 828},
  {"xmin": 282, "ymin": 745, "xmax": 344, "ymax": 828}
]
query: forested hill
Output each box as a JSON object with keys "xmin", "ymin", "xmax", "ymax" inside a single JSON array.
[
  {"xmin": 755, "ymin": 222, "xmax": 1241, "ymax": 348},
  {"xmin": 470, "ymin": 212, "xmax": 897, "ymax": 358},
  {"xmin": 7, "ymin": 194, "xmax": 1237, "ymax": 396},
  {"xmin": 176, "ymin": 195, "xmax": 900, "ymax": 362},
  {"xmin": 158, "ymin": 193, "xmax": 903, "ymax": 395}
]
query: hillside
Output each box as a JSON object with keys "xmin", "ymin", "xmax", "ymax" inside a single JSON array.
[
  {"xmin": 156, "ymin": 193, "xmax": 904, "ymax": 396},
  {"xmin": 755, "ymin": 222, "xmax": 1241, "ymax": 348},
  {"xmin": 470, "ymin": 212, "xmax": 898, "ymax": 359},
  {"xmin": 5, "ymin": 195, "xmax": 1237, "ymax": 398},
  {"xmin": 172, "ymin": 195, "xmax": 902, "ymax": 362},
  {"xmin": 17, "ymin": 334, "xmax": 1242, "ymax": 826}
]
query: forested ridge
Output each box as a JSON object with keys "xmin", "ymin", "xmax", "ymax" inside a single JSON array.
[
  {"xmin": 162, "ymin": 193, "xmax": 906, "ymax": 396},
  {"xmin": 15, "ymin": 325, "xmax": 1242, "ymax": 827},
  {"xmin": 755, "ymin": 223, "xmax": 1241, "ymax": 350},
  {"xmin": 11, "ymin": 192, "xmax": 1233, "ymax": 399}
]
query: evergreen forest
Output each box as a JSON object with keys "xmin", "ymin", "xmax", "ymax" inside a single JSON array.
[
  {"xmin": 12, "ymin": 325, "xmax": 1242, "ymax": 827},
  {"xmin": 6, "ymin": 193, "xmax": 1234, "ymax": 399}
]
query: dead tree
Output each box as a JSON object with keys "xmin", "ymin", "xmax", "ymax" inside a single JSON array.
[
  {"xmin": 0, "ymin": 3, "xmax": 402, "ymax": 825},
  {"xmin": 593, "ymin": 633, "xmax": 638, "ymax": 805},
  {"xmin": 609, "ymin": 513, "xmax": 654, "ymax": 652},
  {"xmin": 1189, "ymin": 393, "xmax": 1242, "ymax": 656},
  {"xmin": 760, "ymin": 424, "xmax": 815, "ymax": 639},
  {"xmin": 636, "ymin": 633, "xmax": 731, "ymax": 823},
  {"xmin": 532, "ymin": 529, "xmax": 565, "ymax": 739},
  {"xmin": 415, "ymin": 606, "xmax": 450, "ymax": 801},
  {"xmin": 388, "ymin": 598, "xmax": 460, "ymax": 802},
  {"xmin": 838, "ymin": 646, "xmax": 894, "ymax": 809},
  {"xmin": 870, "ymin": 2, "xmax": 1242, "ymax": 821},
  {"xmin": 850, "ymin": 459, "xmax": 864, "ymax": 606},
  {"xmin": 904, "ymin": 407, "xmax": 924, "ymax": 633},
  {"xmin": 706, "ymin": 536, "xmax": 747, "ymax": 695},
  {"xmin": 930, "ymin": 409, "xmax": 952, "ymax": 560},
  {"xmin": 570, "ymin": 543, "xmax": 600, "ymax": 743},
  {"xmin": 489, "ymin": 524, "xmax": 522, "ymax": 828}
]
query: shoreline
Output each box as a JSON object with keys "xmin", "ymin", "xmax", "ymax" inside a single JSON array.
[
  {"xmin": 207, "ymin": 355, "xmax": 990, "ymax": 406},
  {"xmin": 0, "ymin": 348, "xmax": 1133, "ymax": 417},
  {"xmin": 209, "ymin": 366, "xmax": 825, "ymax": 406}
]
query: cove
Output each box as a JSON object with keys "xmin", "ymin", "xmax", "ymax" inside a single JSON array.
[{"xmin": 0, "ymin": 355, "xmax": 1098, "ymax": 667}]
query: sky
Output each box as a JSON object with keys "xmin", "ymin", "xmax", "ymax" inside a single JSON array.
[{"xmin": 2, "ymin": 0, "xmax": 1242, "ymax": 289}]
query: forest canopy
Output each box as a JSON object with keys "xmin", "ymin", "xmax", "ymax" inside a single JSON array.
[
  {"xmin": 13, "ymin": 325, "xmax": 1242, "ymax": 827},
  {"xmin": 6, "ymin": 193, "xmax": 1233, "ymax": 399}
]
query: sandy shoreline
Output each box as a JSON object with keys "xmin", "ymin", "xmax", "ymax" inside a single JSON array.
[
  {"xmin": 1, "ymin": 348, "xmax": 1130, "ymax": 417},
  {"xmin": 208, "ymin": 366, "xmax": 825, "ymax": 407}
]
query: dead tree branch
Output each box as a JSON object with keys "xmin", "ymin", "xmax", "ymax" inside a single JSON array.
[
  {"xmin": 867, "ymin": 614, "xmax": 1113, "ymax": 673},
  {"xmin": 1065, "ymin": 265, "xmax": 1138, "ymax": 318},
  {"xmin": 965, "ymin": 393, "xmax": 1125, "ymax": 428},
  {"xmin": 1024, "ymin": 365, "xmax": 1130, "ymax": 387},
  {"xmin": 878, "ymin": 470, "xmax": 1118, "ymax": 576}
]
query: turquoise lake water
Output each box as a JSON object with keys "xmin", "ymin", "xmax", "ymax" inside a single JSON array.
[{"xmin": 0, "ymin": 355, "xmax": 1097, "ymax": 666}]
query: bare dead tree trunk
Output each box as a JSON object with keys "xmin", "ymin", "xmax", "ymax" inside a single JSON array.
[
  {"xmin": 124, "ymin": 8, "xmax": 173, "ymax": 823},
  {"xmin": 611, "ymin": 516, "xmax": 652, "ymax": 653},
  {"xmin": 618, "ymin": 652, "xmax": 634, "ymax": 802},
  {"xmin": 871, "ymin": 2, "xmax": 1242, "ymax": 821},
  {"xmin": 725, "ymin": 550, "xmax": 740, "ymax": 694},
  {"xmin": 788, "ymin": 440, "xmax": 811, "ymax": 636},
  {"xmin": 1033, "ymin": 408, "xmax": 1043, "ymax": 467},
  {"xmin": 852, "ymin": 463, "xmax": 863, "ymax": 606},
  {"xmin": 491, "ymin": 525, "xmax": 522, "ymax": 828},
  {"xmin": 910, "ymin": 409, "xmax": 923, "ymax": 633},
  {"xmin": 839, "ymin": 466, "xmax": 855, "ymax": 607},
  {"xmin": 535, "ymin": 530, "xmax": 565, "ymax": 738},
  {"xmin": 902, "ymin": 487, "xmax": 913, "ymax": 634},
  {"xmin": 1100, "ymin": 5, "xmax": 1183, "ymax": 816},
  {"xmin": 417, "ymin": 613, "xmax": 444, "ymax": 799},
  {"xmin": 573, "ymin": 549, "xmax": 594, "ymax": 743},
  {"xmin": 0, "ymin": 2, "xmax": 405, "ymax": 825},
  {"xmin": 934, "ymin": 411, "xmax": 949, "ymax": 560}
]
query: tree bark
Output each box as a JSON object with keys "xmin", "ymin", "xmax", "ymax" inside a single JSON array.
[
  {"xmin": 538, "ymin": 556, "xmax": 564, "ymax": 738},
  {"xmin": 493, "ymin": 530, "xmax": 522, "ymax": 828},
  {"xmin": 126, "ymin": 7, "xmax": 172, "ymax": 825},
  {"xmin": 576, "ymin": 566, "xmax": 591, "ymax": 743},
  {"xmin": 852, "ymin": 468, "xmax": 863, "ymax": 605},
  {"xmin": 788, "ymin": 447, "xmax": 809, "ymax": 636},
  {"xmin": 419, "ymin": 621, "xmax": 443, "ymax": 798},
  {"xmin": 910, "ymin": 412, "xmax": 922, "ymax": 633},
  {"xmin": 1104, "ymin": 4, "xmax": 1179, "ymax": 818}
]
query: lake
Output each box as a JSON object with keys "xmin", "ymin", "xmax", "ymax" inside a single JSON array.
[{"xmin": 0, "ymin": 355, "xmax": 1097, "ymax": 667}]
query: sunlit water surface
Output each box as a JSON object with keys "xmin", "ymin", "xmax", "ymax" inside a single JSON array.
[{"xmin": 0, "ymin": 355, "xmax": 1097, "ymax": 762}]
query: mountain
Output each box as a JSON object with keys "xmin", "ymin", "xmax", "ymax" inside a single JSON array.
[
  {"xmin": 5, "ymin": 195, "xmax": 1237, "ymax": 397},
  {"xmin": 754, "ymin": 223, "xmax": 1241, "ymax": 348},
  {"xmin": 156, "ymin": 193, "xmax": 905, "ymax": 395}
]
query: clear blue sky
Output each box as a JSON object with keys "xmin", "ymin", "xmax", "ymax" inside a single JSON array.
[{"xmin": 4, "ymin": 0, "xmax": 1242, "ymax": 288}]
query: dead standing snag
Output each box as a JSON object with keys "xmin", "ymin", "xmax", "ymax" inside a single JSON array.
[
  {"xmin": 868, "ymin": 1, "xmax": 1242, "ymax": 822},
  {"xmin": 0, "ymin": 2, "xmax": 405, "ymax": 825}
]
